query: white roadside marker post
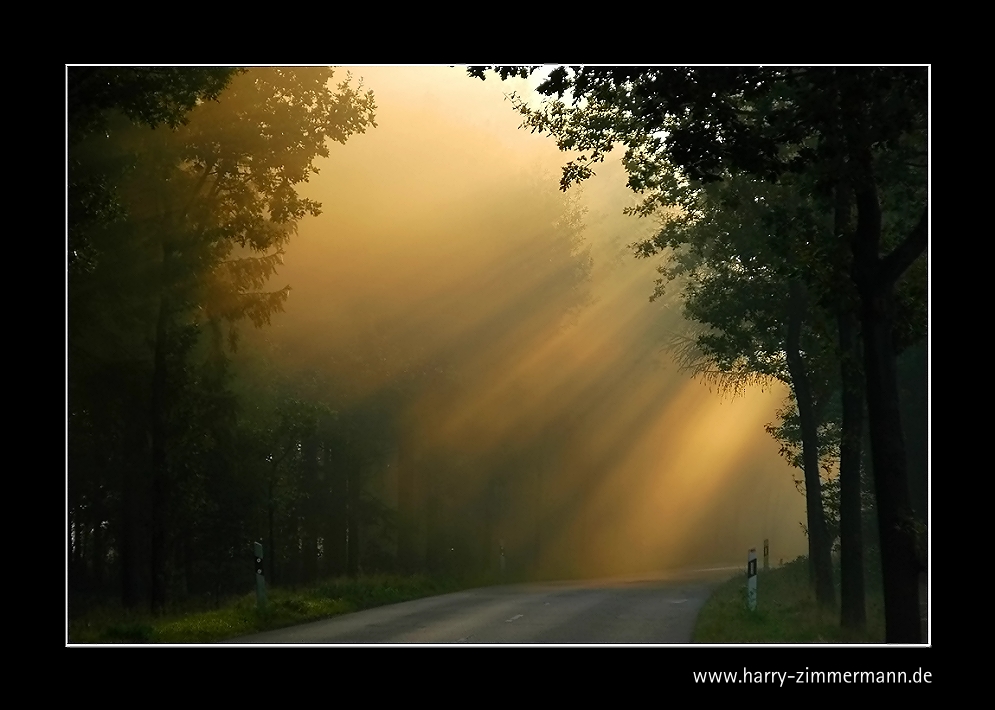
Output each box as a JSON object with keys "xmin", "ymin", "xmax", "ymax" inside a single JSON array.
[
  {"xmin": 747, "ymin": 548, "xmax": 758, "ymax": 611},
  {"xmin": 254, "ymin": 541, "xmax": 267, "ymax": 609}
]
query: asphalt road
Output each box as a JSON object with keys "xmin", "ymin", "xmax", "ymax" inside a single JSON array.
[{"xmin": 226, "ymin": 566, "xmax": 739, "ymax": 645}]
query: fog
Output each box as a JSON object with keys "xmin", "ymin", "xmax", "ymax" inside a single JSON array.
[{"xmin": 238, "ymin": 66, "xmax": 807, "ymax": 578}]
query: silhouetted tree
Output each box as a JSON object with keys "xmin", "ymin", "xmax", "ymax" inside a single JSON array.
[
  {"xmin": 69, "ymin": 67, "xmax": 376, "ymax": 611},
  {"xmin": 471, "ymin": 65, "xmax": 927, "ymax": 641}
]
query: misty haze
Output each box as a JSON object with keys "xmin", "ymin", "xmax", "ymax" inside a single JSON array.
[{"xmin": 68, "ymin": 66, "xmax": 928, "ymax": 646}]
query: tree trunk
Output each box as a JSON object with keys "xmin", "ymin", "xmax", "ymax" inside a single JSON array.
[
  {"xmin": 121, "ymin": 426, "xmax": 146, "ymax": 608},
  {"xmin": 267, "ymin": 475, "xmax": 277, "ymax": 586},
  {"xmin": 838, "ymin": 308, "xmax": 866, "ymax": 630},
  {"xmin": 859, "ymin": 289, "xmax": 921, "ymax": 642},
  {"xmin": 786, "ymin": 280, "xmax": 836, "ymax": 609},
  {"xmin": 346, "ymin": 462, "xmax": 359, "ymax": 578},
  {"xmin": 396, "ymin": 438, "xmax": 425, "ymax": 574},
  {"xmin": 301, "ymin": 435, "xmax": 319, "ymax": 584},
  {"xmin": 93, "ymin": 496, "xmax": 106, "ymax": 592},
  {"xmin": 149, "ymin": 290, "xmax": 171, "ymax": 615},
  {"xmin": 851, "ymin": 174, "xmax": 925, "ymax": 643},
  {"xmin": 323, "ymin": 441, "xmax": 348, "ymax": 577},
  {"xmin": 833, "ymin": 175, "xmax": 866, "ymax": 631}
]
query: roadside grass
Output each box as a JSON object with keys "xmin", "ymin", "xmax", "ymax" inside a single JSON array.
[
  {"xmin": 68, "ymin": 573, "xmax": 483, "ymax": 644},
  {"xmin": 692, "ymin": 557, "xmax": 886, "ymax": 643}
]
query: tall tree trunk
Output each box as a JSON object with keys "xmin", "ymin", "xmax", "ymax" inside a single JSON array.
[
  {"xmin": 324, "ymin": 441, "xmax": 348, "ymax": 577},
  {"xmin": 121, "ymin": 424, "xmax": 146, "ymax": 608},
  {"xmin": 838, "ymin": 308, "xmax": 866, "ymax": 630},
  {"xmin": 346, "ymin": 463, "xmax": 359, "ymax": 578},
  {"xmin": 149, "ymin": 291, "xmax": 170, "ymax": 615},
  {"xmin": 786, "ymin": 280, "xmax": 836, "ymax": 609},
  {"xmin": 301, "ymin": 435, "xmax": 319, "ymax": 584},
  {"xmin": 93, "ymin": 494, "xmax": 106, "ymax": 592},
  {"xmin": 397, "ymin": 437, "xmax": 425, "ymax": 574},
  {"xmin": 860, "ymin": 290, "xmax": 920, "ymax": 642},
  {"xmin": 69, "ymin": 507, "xmax": 81, "ymax": 591},
  {"xmin": 851, "ymin": 170, "xmax": 926, "ymax": 642},
  {"xmin": 267, "ymin": 475, "xmax": 277, "ymax": 586},
  {"xmin": 833, "ymin": 175, "xmax": 866, "ymax": 631},
  {"xmin": 425, "ymin": 469, "xmax": 444, "ymax": 576},
  {"xmin": 534, "ymin": 469, "xmax": 542, "ymax": 576}
]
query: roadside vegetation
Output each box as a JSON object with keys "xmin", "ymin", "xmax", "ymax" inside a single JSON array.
[
  {"xmin": 693, "ymin": 557, "xmax": 886, "ymax": 643},
  {"xmin": 68, "ymin": 573, "xmax": 488, "ymax": 644}
]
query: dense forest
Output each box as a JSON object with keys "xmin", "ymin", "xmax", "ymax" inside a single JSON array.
[
  {"xmin": 68, "ymin": 67, "xmax": 600, "ymax": 614},
  {"xmin": 67, "ymin": 66, "xmax": 927, "ymax": 644}
]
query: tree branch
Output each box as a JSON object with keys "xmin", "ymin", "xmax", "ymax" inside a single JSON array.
[{"xmin": 879, "ymin": 204, "xmax": 928, "ymax": 288}]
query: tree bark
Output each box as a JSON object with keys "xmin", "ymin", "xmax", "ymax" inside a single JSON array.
[
  {"xmin": 833, "ymin": 174, "xmax": 867, "ymax": 631},
  {"xmin": 149, "ymin": 289, "xmax": 171, "ymax": 615},
  {"xmin": 851, "ymin": 173, "xmax": 925, "ymax": 642},
  {"xmin": 120, "ymin": 402, "xmax": 148, "ymax": 608},
  {"xmin": 838, "ymin": 308, "xmax": 866, "ymax": 630},
  {"xmin": 323, "ymin": 440, "xmax": 348, "ymax": 577},
  {"xmin": 301, "ymin": 435, "xmax": 319, "ymax": 584},
  {"xmin": 346, "ymin": 462, "xmax": 359, "ymax": 578},
  {"xmin": 397, "ymin": 436, "xmax": 425, "ymax": 574},
  {"xmin": 860, "ymin": 289, "xmax": 921, "ymax": 642},
  {"xmin": 268, "ymin": 474, "xmax": 277, "ymax": 586},
  {"xmin": 120, "ymin": 463, "xmax": 143, "ymax": 608},
  {"xmin": 786, "ymin": 280, "xmax": 836, "ymax": 609}
]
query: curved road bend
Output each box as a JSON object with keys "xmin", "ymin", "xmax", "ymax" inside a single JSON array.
[{"xmin": 226, "ymin": 566, "xmax": 739, "ymax": 644}]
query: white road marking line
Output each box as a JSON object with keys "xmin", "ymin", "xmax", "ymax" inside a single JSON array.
[
  {"xmin": 505, "ymin": 614, "xmax": 524, "ymax": 622},
  {"xmin": 671, "ymin": 599, "xmax": 688, "ymax": 604}
]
